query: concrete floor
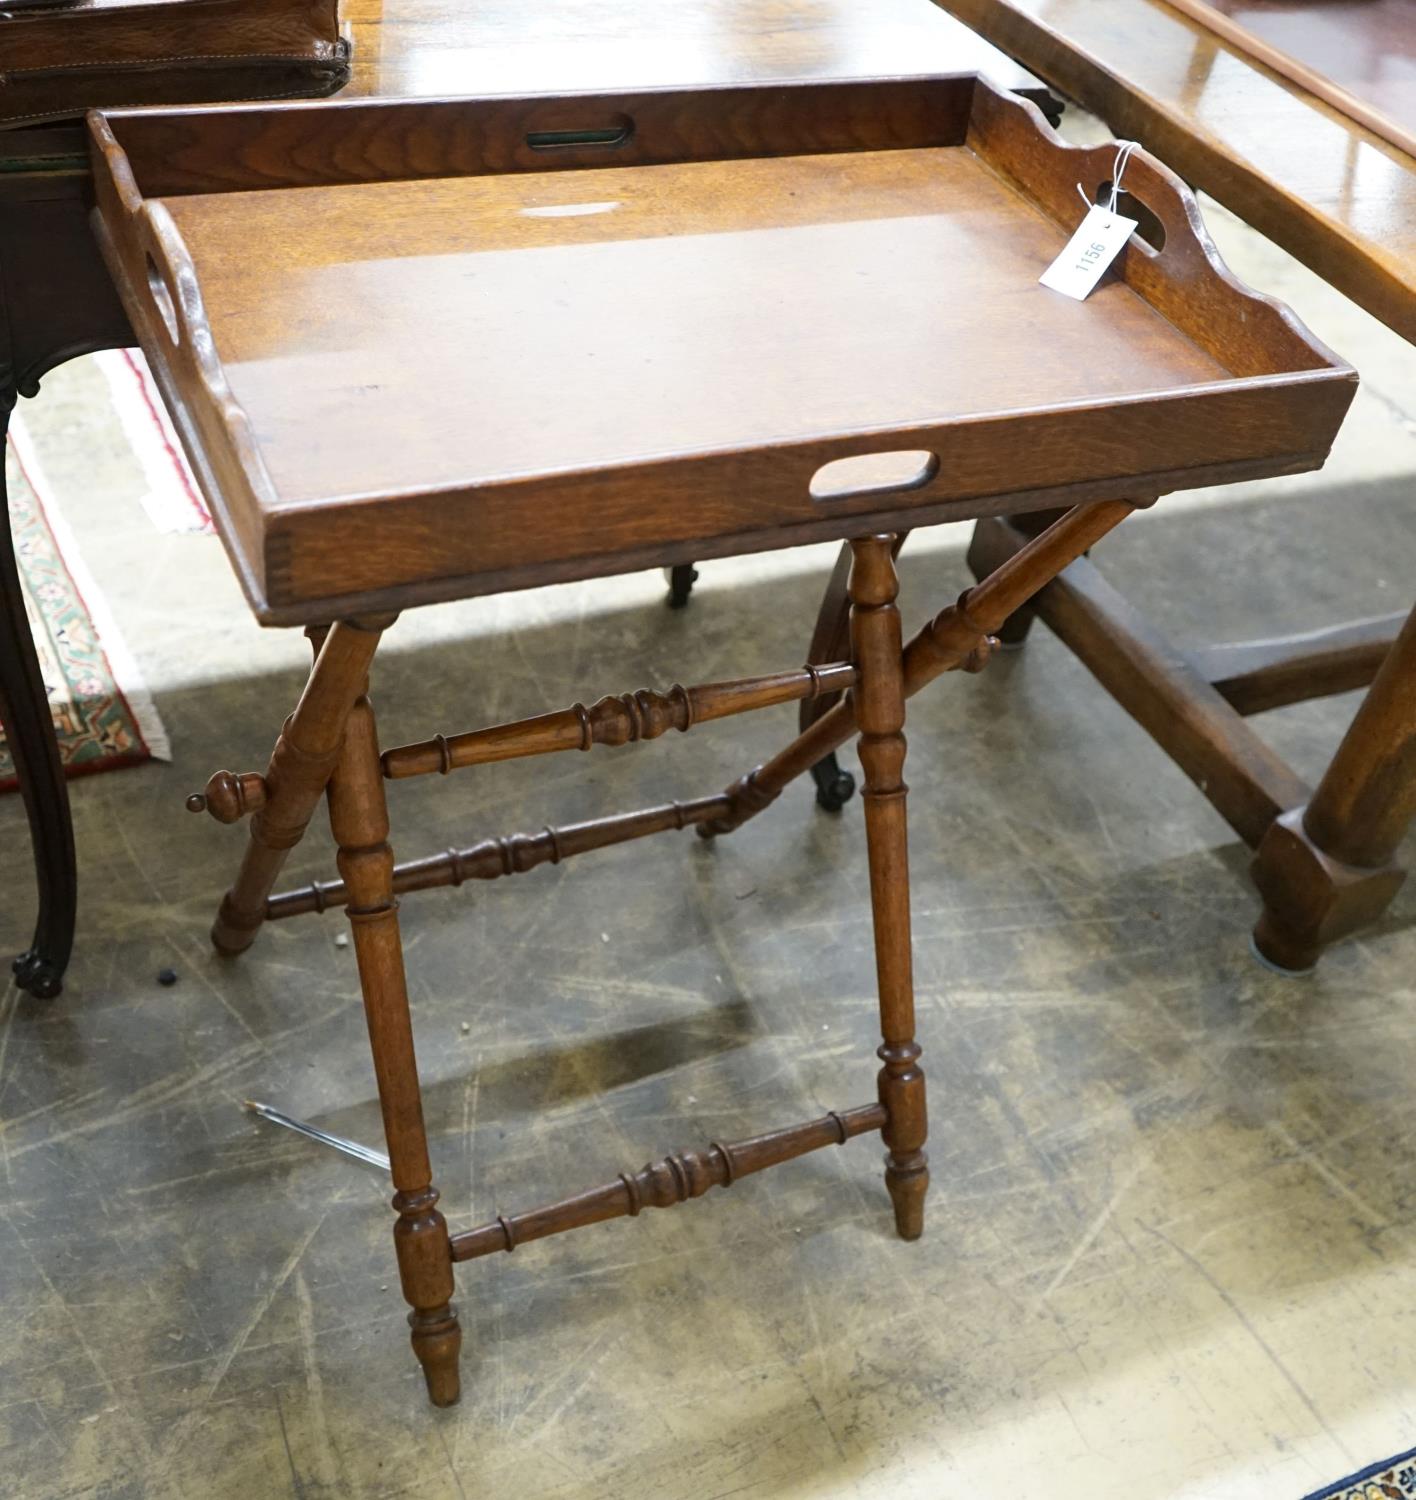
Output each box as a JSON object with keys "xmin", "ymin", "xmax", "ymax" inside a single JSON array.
[{"xmin": 2, "ymin": 185, "xmax": 1415, "ymax": 1498}]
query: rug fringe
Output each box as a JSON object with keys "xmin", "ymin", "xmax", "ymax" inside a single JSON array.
[{"xmin": 7, "ymin": 416, "xmax": 172, "ymax": 763}]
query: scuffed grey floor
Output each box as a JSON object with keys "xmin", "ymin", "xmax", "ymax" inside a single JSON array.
[{"xmin": 1, "ymin": 198, "xmax": 1415, "ymax": 1499}]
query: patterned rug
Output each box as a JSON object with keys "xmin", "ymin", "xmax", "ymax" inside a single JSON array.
[
  {"xmin": 1305, "ymin": 1447, "xmax": 1416, "ymax": 1500},
  {"xmin": 1, "ymin": 417, "xmax": 169, "ymax": 790}
]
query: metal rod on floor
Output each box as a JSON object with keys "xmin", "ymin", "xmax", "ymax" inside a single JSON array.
[{"xmin": 243, "ymin": 1099, "xmax": 390, "ymax": 1172}]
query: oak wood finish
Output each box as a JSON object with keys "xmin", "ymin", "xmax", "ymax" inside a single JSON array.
[
  {"xmin": 968, "ymin": 515, "xmax": 1312, "ymax": 848},
  {"xmin": 701, "ymin": 500, "xmax": 1136, "ymax": 838},
  {"xmin": 1252, "ymin": 604, "xmax": 1416, "ymax": 971},
  {"xmin": 187, "ymin": 768, "xmax": 270, "ymax": 823},
  {"xmin": 265, "ymin": 795, "xmax": 734, "ymax": 920},
  {"xmin": 937, "ymin": 0, "xmax": 1416, "ymax": 343},
  {"xmin": 217, "ymin": 503, "xmax": 1157, "ymax": 1399},
  {"xmin": 230, "ymin": 560, "xmax": 939, "ymax": 1399},
  {"xmin": 850, "ymin": 538, "xmax": 927, "ymax": 1240},
  {"xmin": 339, "ymin": 0, "xmax": 1052, "ymax": 107},
  {"xmin": 449, "ymin": 1104, "xmax": 887, "ymax": 1262},
  {"xmin": 324, "ymin": 677, "xmax": 461, "ymax": 1407},
  {"xmin": 90, "ymin": 72, "xmax": 1352, "ymax": 1399},
  {"xmin": 941, "ymin": 0, "xmax": 1416, "ymax": 964},
  {"xmin": 87, "ymin": 77, "xmax": 1353, "ymax": 624},
  {"xmin": 0, "ymin": 0, "xmax": 1056, "ymax": 996},
  {"xmin": 1162, "ymin": 0, "xmax": 1416, "ymax": 162},
  {"xmin": 211, "ymin": 617, "xmax": 388, "ymax": 955},
  {"xmin": 0, "ymin": 0, "xmax": 349, "ymax": 125},
  {"xmin": 381, "ymin": 664, "xmax": 858, "ymax": 780}
]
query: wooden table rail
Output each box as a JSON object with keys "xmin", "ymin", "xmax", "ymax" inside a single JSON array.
[
  {"xmin": 449, "ymin": 1103, "xmax": 887, "ymax": 1262},
  {"xmin": 380, "ymin": 662, "xmax": 859, "ymax": 779},
  {"xmin": 265, "ymin": 793, "xmax": 732, "ymax": 919}
]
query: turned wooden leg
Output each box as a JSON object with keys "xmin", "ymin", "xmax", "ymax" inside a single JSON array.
[
  {"xmin": 849, "ymin": 536, "xmax": 928, "ymax": 1240},
  {"xmin": 325, "ymin": 663, "xmax": 461, "ymax": 1406},
  {"xmin": 210, "ymin": 618, "xmax": 388, "ymax": 955},
  {"xmin": 800, "ymin": 542, "xmax": 858, "ymax": 811},
  {"xmin": 1252, "ymin": 601, "xmax": 1416, "ymax": 972},
  {"xmin": 799, "ymin": 537, "xmax": 904, "ymax": 813}
]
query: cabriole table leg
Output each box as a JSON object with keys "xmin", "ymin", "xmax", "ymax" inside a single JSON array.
[{"xmin": 1, "ymin": 396, "xmax": 76, "ymax": 999}]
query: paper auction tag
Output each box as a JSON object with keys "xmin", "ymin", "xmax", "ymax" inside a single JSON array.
[{"xmin": 1039, "ymin": 204, "xmax": 1138, "ymax": 301}]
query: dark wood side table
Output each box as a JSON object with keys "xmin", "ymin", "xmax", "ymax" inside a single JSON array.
[
  {"xmin": 930, "ymin": 0, "xmax": 1416, "ymax": 969},
  {"xmin": 1, "ymin": 127, "xmax": 134, "ymax": 997},
  {"xmin": 0, "ymin": 0, "xmax": 1056, "ymax": 997}
]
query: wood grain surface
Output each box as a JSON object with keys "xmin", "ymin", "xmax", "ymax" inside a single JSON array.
[
  {"xmin": 1163, "ymin": 0, "xmax": 1416, "ymax": 162},
  {"xmin": 88, "ymin": 76, "xmax": 1354, "ymax": 624},
  {"xmin": 338, "ymin": 0, "xmax": 1045, "ymax": 99},
  {"xmin": 937, "ymin": 0, "xmax": 1416, "ymax": 341}
]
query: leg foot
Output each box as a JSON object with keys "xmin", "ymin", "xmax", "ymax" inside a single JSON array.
[
  {"xmin": 392, "ymin": 1188, "xmax": 461, "ymax": 1408},
  {"xmin": 665, "ymin": 563, "xmax": 698, "ymax": 609},
  {"xmin": 409, "ymin": 1301, "xmax": 463, "ymax": 1407},
  {"xmin": 1251, "ymin": 603, "xmax": 1415, "ymax": 968},
  {"xmin": 810, "ymin": 754, "xmax": 856, "ymax": 812},
  {"xmin": 1247, "ymin": 927, "xmax": 1315, "ymax": 979},
  {"xmin": 884, "ymin": 1147, "xmax": 929, "ymax": 1240},
  {"xmin": 1250, "ymin": 807, "xmax": 1405, "ymax": 972},
  {"xmin": 11, "ymin": 949, "xmax": 64, "ymax": 999},
  {"xmin": 1, "ymin": 402, "xmax": 77, "ymax": 998},
  {"xmin": 211, "ymin": 894, "xmax": 263, "ymax": 956}
]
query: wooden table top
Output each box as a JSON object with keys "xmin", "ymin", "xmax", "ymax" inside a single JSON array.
[
  {"xmin": 1163, "ymin": 0, "xmax": 1416, "ymax": 161},
  {"xmin": 939, "ymin": 0, "xmax": 1416, "ymax": 342},
  {"xmin": 339, "ymin": 0, "xmax": 1044, "ymax": 98}
]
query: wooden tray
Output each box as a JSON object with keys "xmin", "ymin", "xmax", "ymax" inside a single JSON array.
[{"xmin": 87, "ymin": 76, "xmax": 1355, "ymax": 625}]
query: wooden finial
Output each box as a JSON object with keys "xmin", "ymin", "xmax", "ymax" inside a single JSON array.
[{"xmin": 188, "ymin": 769, "xmax": 268, "ymax": 823}]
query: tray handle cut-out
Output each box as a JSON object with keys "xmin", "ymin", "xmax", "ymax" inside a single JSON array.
[
  {"xmin": 965, "ymin": 83, "xmax": 1347, "ymax": 379},
  {"xmin": 810, "ymin": 451, "xmax": 940, "ymax": 502},
  {"xmin": 1093, "ymin": 183, "xmax": 1167, "ymax": 255},
  {"xmin": 527, "ymin": 118, "xmax": 634, "ymax": 152}
]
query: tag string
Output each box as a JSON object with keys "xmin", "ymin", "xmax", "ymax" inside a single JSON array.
[
  {"xmin": 1075, "ymin": 139, "xmax": 1140, "ymax": 218},
  {"xmin": 1108, "ymin": 140, "xmax": 1138, "ymax": 214}
]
